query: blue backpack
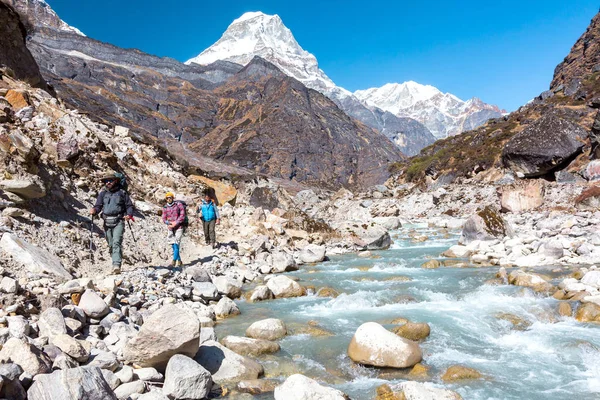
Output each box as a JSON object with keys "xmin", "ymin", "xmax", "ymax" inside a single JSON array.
[{"xmin": 200, "ymin": 200, "xmax": 217, "ymax": 221}]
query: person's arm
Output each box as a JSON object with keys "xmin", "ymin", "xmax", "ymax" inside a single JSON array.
[
  {"xmin": 214, "ymin": 202, "xmax": 220, "ymax": 220},
  {"xmin": 197, "ymin": 205, "xmax": 203, "ymax": 220},
  {"xmin": 162, "ymin": 206, "xmax": 168, "ymax": 224},
  {"xmin": 124, "ymin": 192, "xmax": 134, "ymax": 217},
  {"xmin": 90, "ymin": 191, "xmax": 105, "ymax": 215},
  {"xmin": 175, "ymin": 202, "xmax": 186, "ymax": 226}
]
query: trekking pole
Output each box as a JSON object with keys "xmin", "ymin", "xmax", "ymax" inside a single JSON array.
[
  {"xmin": 89, "ymin": 214, "xmax": 95, "ymax": 258},
  {"xmin": 126, "ymin": 219, "xmax": 137, "ymax": 243}
]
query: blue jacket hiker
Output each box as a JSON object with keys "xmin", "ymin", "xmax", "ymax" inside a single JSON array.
[{"xmin": 198, "ymin": 192, "xmax": 220, "ymax": 248}]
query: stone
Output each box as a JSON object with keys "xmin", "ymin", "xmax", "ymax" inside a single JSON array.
[
  {"xmin": 246, "ymin": 318, "xmax": 287, "ymax": 341},
  {"xmin": 338, "ymin": 222, "xmax": 392, "ymax": 250},
  {"xmin": 163, "ymin": 354, "xmax": 212, "ymax": 400},
  {"xmin": 298, "ymin": 244, "xmax": 326, "ymax": 263},
  {"xmin": 508, "ymin": 270, "xmax": 553, "ymax": 292},
  {"xmin": 27, "ymin": 366, "xmax": 117, "ymax": 400},
  {"xmin": 137, "ymin": 391, "xmax": 169, "ymax": 400},
  {"xmin": 191, "ymin": 282, "xmax": 220, "ymax": 301},
  {"xmin": 88, "ymin": 350, "xmax": 119, "ymax": 371},
  {"xmin": 581, "ymin": 270, "xmax": 600, "ymax": 287},
  {"xmin": 102, "ymin": 370, "xmax": 120, "ymax": 391},
  {"xmin": 5, "ymin": 90, "xmax": 29, "ymax": 110},
  {"xmin": 52, "ymin": 334, "xmax": 90, "ymax": 363},
  {"xmin": 274, "ymin": 374, "xmax": 348, "ymax": 400},
  {"xmin": 2, "ymin": 207, "xmax": 25, "ymax": 218},
  {"xmin": 316, "ymin": 287, "xmax": 339, "ymax": 298},
  {"xmin": 133, "ymin": 367, "xmax": 163, "ymax": 382},
  {"xmin": 238, "ymin": 379, "xmax": 279, "ymax": 395},
  {"xmin": 502, "ymin": 113, "xmax": 588, "ymax": 177},
  {"xmin": 420, "ymin": 260, "xmax": 440, "ymax": 269},
  {"xmin": 0, "ymin": 179, "xmax": 45, "ymax": 199},
  {"xmin": 575, "ymin": 303, "xmax": 600, "ymax": 322},
  {"xmin": 441, "ymin": 245, "xmax": 471, "ymax": 258},
  {"xmin": 266, "ymin": 275, "xmax": 305, "ymax": 298},
  {"xmin": 79, "ymin": 290, "xmax": 110, "ymax": 318},
  {"xmin": 114, "ymin": 380, "xmax": 145, "ymax": 399},
  {"xmin": 393, "ymin": 381, "xmax": 462, "ymax": 400},
  {"xmin": 195, "ymin": 340, "xmax": 264, "ymax": 384},
  {"xmin": 212, "ymin": 276, "xmax": 242, "ymax": 299},
  {"xmin": 441, "ymin": 365, "xmax": 483, "ymax": 382},
  {"xmin": 271, "ymin": 252, "xmax": 297, "ymax": 273},
  {"xmin": 185, "ymin": 266, "xmax": 212, "ymax": 282},
  {"xmin": 500, "ymin": 181, "xmax": 544, "ymax": 212},
  {"xmin": 0, "ymin": 362, "xmax": 23, "ymax": 381},
  {"xmin": 461, "ymin": 206, "xmax": 513, "ymax": 244},
  {"xmin": 0, "ymin": 338, "xmax": 51, "ymax": 376},
  {"xmin": 347, "ymin": 322, "xmax": 422, "ymax": 368},
  {"xmin": 214, "ymin": 297, "xmax": 241, "ymax": 319},
  {"xmin": 123, "ymin": 304, "xmax": 200, "ymax": 371},
  {"xmin": 391, "ymin": 322, "xmax": 431, "ymax": 342},
  {"xmin": 0, "ymin": 234, "xmax": 72, "ymax": 281},
  {"xmin": 558, "ymin": 302, "xmax": 573, "ymax": 317},
  {"xmin": 222, "ymin": 336, "xmax": 280, "ymax": 357},
  {"xmin": 249, "ymin": 285, "xmax": 274, "ymax": 302},
  {"xmin": 7, "ymin": 315, "xmax": 29, "ymax": 338},
  {"xmin": 114, "ymin": 366, "xmax": 134, "ymax": 384},
  {"xmin": 38, "ymin": 308, "xmax": 67, "ymax": 339},
  {"xmin": 189, "ymin": 175, "xmax": 237, "ymax": 205}
]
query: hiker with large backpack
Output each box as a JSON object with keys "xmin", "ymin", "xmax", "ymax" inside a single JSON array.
[
  {"xmin": 162, "ymin": 192, "xmax": 187, "ymax": 267},
  {"xmin": 198, "ymin": 190, "xmax": 220, "ymax": 249},
  {"xmin": 90, "ymin": 171, "xmax": 134, "ymax": 273}
]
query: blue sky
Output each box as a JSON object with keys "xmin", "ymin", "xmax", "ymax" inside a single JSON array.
[{"xmin": 47, "ymin": 0, "xmax": 598, "ymax": 111}]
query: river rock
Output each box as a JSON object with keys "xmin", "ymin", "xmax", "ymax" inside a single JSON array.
[
  {"xmin": 575, "ymin": 303, "xmax": 600, "ymax": 322},
  {"xmin": 461, "ymin": 206, "xmax": 513, "ymax": 244},
  {"xmin": 163, "ymin": 354, "xmax": 212, "ymax": 400},
  {"xmin": 195, "ymin": 340, "xmax": 264, "ymax": 384},
  {"xmin": 27, "ymin": 366, "xmax": 117, "ymax": 400},
  {"xmin": 500, "ymin": 181, "xmax": 544, "ymax": 213},
  {"xmin": 339, "ymin": 222, "xmax": 392, "ymax": 250},
  {"xmin": 441, "ymin": 365, "xmax": 482, "ymax": 382},
  {"xmin": 266, "ymin": 275, "xmax": 305, "ymax": 298},
  {"xmin": 392, "ymin": 381, "xmax": 462, "ymax": 400},
  {"xmin": 214, "ymin": 297, "xmax": 241, "ymax": 319},
  {"xmin": 0, "ymin": 233, "xmax": 72, "ymax": 281},
  {"xmin": 114, "ymin": 380, "xmax": 145, "ymax": 399},
  {"xmin": 391, "ymin": 322, "xmax": 431, "ymax": 342},
  {"xmin": 0, "ymin": 179, "xmax": 45, "ymax": 199},
  {"xmin": 0, "ymin": 276, "xmax": 18, "ymax": 293},
  {"xmin": 271, "ymin": 251, "xmax": 297, "ymax": 273},
  {"xmin": 421, "ymin": 260, "xmax": 440, "ymax": 269},
  {"xmin": 79, "ymin": 290, "xmax": 110, "ymax": 318},
  {"xmin": 508, "ymin": 270, "xmax": 553, "ymax": 292},
  {"xmin": 246, "ymin": 318, "xmax": 287, "ymax": 341},
  {"xmin": 212, "ymin": 276, "xmax": 242, "ymax": 299},
  {"xmin": 501, "ymin": 113, "xmax": 588, "ymax": 177},
  {"xmin": 52, "ymin": 334, "xmax": 90, "ymax": 362},
  {"xmin": 222, "ymin": 336, "xmax": 280, "ymax": 357},
  {"xmin": 299, "ymin": 244, "xmax": 326, "ymax": 263},
  {"xmin": 441, "ymin": 245, "xmax": 471, "ymax": 258},
  {"xmin": 137, "ymin": 391, "xmax": 169, "ymax": 400},
  {"xmin": 123, "ymin": 304, "xmax": 200, "ymax": 370},
  {"xmin": 347, "ymin": 322, "xmax": 422, "ymax": 368},
  {"xmin": 558, "ymin": 302, "xmax": 573, "ymax": 317},
  {"xmin": 274, "ymin": 374, "xmax": 348, "ymax": 400},
  {"xmin": 581, "ymin": 270, "xmax": 600, "ymax": 287},
  {"xmin": 249, "ymin": 285, "xmax": 274, "ymax": 302},
  {"xmin": 0, "ymin": 337, "xmax": 51, "ymax": 375},
  {"xmin": 238, "ymin": 379, "xmax": 279, "ymax": 394},
  {"xmin": 38, "ymin": 308, "xmax": 67, "ymax": 339},
  {"xmin": 316, "ymin": 287, "xmax": 339, "ymax": 298},
  {"xmin": 191, "ymin": 282, "xmax": 220, "ymax": 301}
]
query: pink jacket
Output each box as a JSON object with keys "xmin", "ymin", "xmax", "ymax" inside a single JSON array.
[{"xmin": 162, "ymin": 201, "xmax": 185, "ymax": 228}]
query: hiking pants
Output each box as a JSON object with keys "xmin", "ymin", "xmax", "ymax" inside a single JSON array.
[
  {"xmin": 167, "ymin": 227, "xmax": 184, "ymax": 261},
  {"xmin": 105, "ymin": 221, "xmax": 124, "ymax": 265},
  {"xmin": 202, "ymin": 220, "xmax": 216, "ymax": 245}
]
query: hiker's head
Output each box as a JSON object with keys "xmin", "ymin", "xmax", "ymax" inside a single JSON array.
[
  {"xmin": 165, "ymin": 192, "xmax": 175, "ymax": 204},
  {"xmin": 203, "ymin": 191, "xmax": 211, "ymax": 201},
  {"xmin": 101, "ymin": 173, "xmax": 119, "ymax": 190}
]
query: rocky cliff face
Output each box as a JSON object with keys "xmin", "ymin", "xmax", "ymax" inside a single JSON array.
[
  {"xmin": 7, "ymin": 0, "xmax": 84, "ymax": 35},
  {"xmin": 25, "ymin": 25, "xmax": 402, "ymax": 189},
  {"xmin": 393, "ymin": 12, "xmax": 600, "ymax": 185},
  {"xmin": 0, "ymin": 1, "xmax": 46, "ymax": 88}
]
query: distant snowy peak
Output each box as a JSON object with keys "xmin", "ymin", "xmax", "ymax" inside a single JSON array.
[
  {"xmin": 186, "ymin": 11, "xmax": 339, "ymax": 93},
  {"xmin": 10, "ymin": 0, "xmax": 85, "ymax": 36},
  {"xmin": 354, "ymin": 82, "xmax": 503, "ymax": 138}
]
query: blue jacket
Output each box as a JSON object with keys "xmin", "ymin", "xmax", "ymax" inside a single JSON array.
[{"xmin": 199, "ymin": 199, "xmax": 219, "ymax": 221}]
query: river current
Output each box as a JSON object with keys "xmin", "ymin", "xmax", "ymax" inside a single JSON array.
[{"xmin": 216, "ymin": 224, "xmax": 600, "ymax": 399}]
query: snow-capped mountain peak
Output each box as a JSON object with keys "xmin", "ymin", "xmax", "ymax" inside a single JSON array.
[
  {"xmin": 186, "ymin": 11, "xmax": 339, "ymax": 93},
  {"xmin": 9, "ymin": 0, "xmax": 85, "ymax": 36}
]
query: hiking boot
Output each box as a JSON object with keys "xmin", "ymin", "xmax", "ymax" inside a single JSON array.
[
  {"xmin": 212, "ymin": 243, "xmax": 218, "ymax": 249},
  {"xmin": 169, "ymin": 260, "xmax": 176, "ymax": 268},
  {"xmin": 111, "ymin": 263, "xmax": 121, "ymax": 274},
  {"xmin": 175, "ymin": 260, "xmax": 183, "ymax": 267}
]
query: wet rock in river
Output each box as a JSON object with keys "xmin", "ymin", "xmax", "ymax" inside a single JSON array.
[
  {"xmin": 246, "ymin": 318, "xmax": 287, "ymax": 341},
  {"xmin": 274, "ymin": 374, "xmax": 348, "ymax": 400},
  {"xmin": 575, "ymin": 303, "xmax": 600, "ymax": 322},
  {"xmin": 221, "ymin": 336, "xmax": 280, "ymax": 357},
  {"xmin": 391, "ymin": 322, "xmax": 431, "ymax": 342},
  {"xmin": 441, "ymin": 365, "xmax": 483, "ymax": 382},
  {"xmin": 195, "ymin": 340, "xmax": 264, "ymax": 385}
]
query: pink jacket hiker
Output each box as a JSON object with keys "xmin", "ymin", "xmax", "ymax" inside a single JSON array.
[{"xmin": 162, "ymin": 201, "xmax": 186, "ymax": 229}]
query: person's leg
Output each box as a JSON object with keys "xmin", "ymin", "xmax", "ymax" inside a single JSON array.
[
  {"xmin": 167, "ymin": 229, "xmax": 176, "ymax": 266},
  {"xmin": 174, "ymin": 228, "xmax": 184, "ymax": 261},
  {"xmin": 111, "ymin": 221, "xmax": 125, "ymax": 266},
  {"xmin": 209, "ymin": 220, "xmax": 216, "ymax": 247},
  {"xmin": 203, "ymin": 220, "xmax": 210, "ymax": 245},
  {"xmin": 105, "ymin": 226, "xmax": 113, "ymax": 254}
]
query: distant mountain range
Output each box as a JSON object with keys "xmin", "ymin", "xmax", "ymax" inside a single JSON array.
[{"xmin": 187, "ymin": 11, "xmax": 503, "ymax": 143}]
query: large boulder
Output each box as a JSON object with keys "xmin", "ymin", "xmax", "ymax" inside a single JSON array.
[
  {"xmin": 441, "ymin": 365, "xmax": 483, "ymax": 382},
  {"xmin": 460, "ymin": 206, "xmax": 513, "ymax": 244},
  {"xmin": 347, "ymin": 322, "xmax": 422, "ymax": 368},
  {"xmin": 38, "ymin": 308, "xmax": 67, "ymax": 340},
  {"xmin": 27, "ymin": 367, "xmax": 117, "ymax": 400},
  {"xmin": 502, "ymin": 114, "xmax": 588, "ymax": 177},
  {"xmin": 266, "ymin": 275, "xmax": 305, "ymax": 298},
  {"xmin": 245, "ymin": 318, "xmax": 287, "ymax": 341},
  {"xmin": 189, "ymin": 175, "xmax": 237, "ymax": 205},
  {"xmin": 163, "ymin": 355, "xmax": 212, "ymax": 400},
  {"xmin": 271, "ymin": 252, "xmax": 297, "ymax": 273},
  {"xmin": 214, "ymin": 297, "xmax": 241, "ymax": 319},
  {"xmin": 500, "ymin": 181, "xmax": 544, "ymax": 213},
  {"xmin": 212, "ymin": 276, "xmax": 242, "ymax": 299},
  {"xmin": 576, "ymin": 303, "xmax": 600, "ymax": 322},
  {"xmin": 274, "ymin": 374, "xmax": 348, "ymax": 400},
  {"xmin": 298, "ymin": 244, "xmax": 326, "ymax": 263},
  {"xmin": 249, "ymin": 187, "xmax": 283, "ymax": 211},
  {"xmin": 0, "ymin": 179, "xmax": 45, "ymax": 199},
  {"xmin": 337, "ymin": 222, "xmax": 392, "ymax": 250},
  {"xmin": 0, "ymin": 337, "xmax": 52, "ymax": 375},
  {"xmin": 123, "ymin": 304, "xmax": 200, "ymax": 371},
  {"xmin": 0, "ymin": 233, "xmax": 72, "ymax": 281},
  {"xmin": 508, "ymin": 270, "xmax": 554, "ymax": 292},
  {"xmin": 391, "ymin": 322, "xmax": 431, "ymax": 342},
  {"xmin": 195, "ymin": 340, "xmax": 264, "ymax": 385},
  {"xmin": 221, "ymin": 336, "xmax": 280, "ymax": 357},
  {"xmin": 79, "ymin": 290, "xmax": 110, "ymax": 319}
]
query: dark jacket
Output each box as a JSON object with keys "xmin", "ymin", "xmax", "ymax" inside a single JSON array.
[{"xmin": 93, "ymin": 187, "xmax": 134, "ymax": 218}]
